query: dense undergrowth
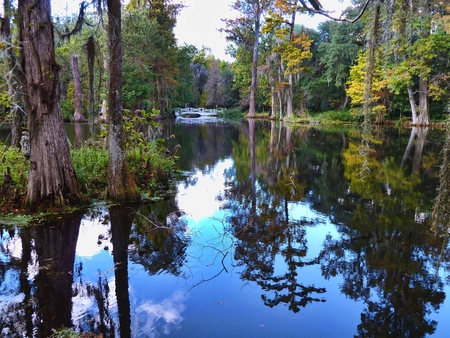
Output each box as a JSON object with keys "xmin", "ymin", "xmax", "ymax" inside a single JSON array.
[{"xmin": 0, "ymin": 110, "xmax": 178, "ymax": 214}]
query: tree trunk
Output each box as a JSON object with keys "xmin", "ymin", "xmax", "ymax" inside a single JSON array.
[
  {"xmin": 363, "ymin": 0, "xmax": 380, "ymax": 119},
  {"xmin": 18, "ymin": 0, "xmax": 80, "ymax": 210},
  {"xmin": 407, "ymin": 78, "xmax": 430, "ymax": 126},
  {"xmin": 1, "ymin": 0, "xmax": 23, "ymax": 148},
  {"xmin": 106, "ymin": 0, "xmax": 140, "ymax": 202},
  {"xmin": 407, "ymin": 83, "xmax": 418, "ymax": 124},
  {"xmin": 337, "ymin": 83, "xmax": 350, "ymax": 110},
  {"xmin": 270, "ymin": 85, "xmax": 276, "ymax": 117},
  {"xmin": 86, "ymin": 36, "xmax": 95, "ymax": 122},
  {"xmin": 248, "ymin": 12, "xmax": 261, "ymax": 117},
  {"xmin": 417, "ymin": 76, "xmax": 430, "ymax": 125},
  {"xmin": 285, "ymin": 9, "xmax": 296, "ymax": 119},
  {"xmin": 72, "ymin": 55, "xmax": 85, "ymax": 122},
  {"xmin": 286, "ymin": 73, "xmax": 293, "ymax": 119}
]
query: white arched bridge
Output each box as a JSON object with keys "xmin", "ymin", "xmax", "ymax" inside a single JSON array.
[{"xmin": 174, "ymin": 107, "xmax": 224, "ymax": 118}]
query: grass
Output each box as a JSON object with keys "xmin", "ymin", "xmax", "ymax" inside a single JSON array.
[
  {"xmin": 309, "ymin": 109, "xmax": 361, "ymax": 124},
  {"xmin": 219, "ymin": 108, "xmax": 245, "ymax": 122}
]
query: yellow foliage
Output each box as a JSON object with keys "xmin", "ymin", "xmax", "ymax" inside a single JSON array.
[{"xmin": 346, "ymin": 51, "xmax": 389, "ymax": 109}]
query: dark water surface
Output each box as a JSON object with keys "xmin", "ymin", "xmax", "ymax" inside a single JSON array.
[{"xmin": 1, "ymin": 121, "xmax": 450, "ymax": 337}]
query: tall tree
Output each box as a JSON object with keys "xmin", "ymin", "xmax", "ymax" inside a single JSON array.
[
  {"xmin": 71, "ymin": 55, "xmax": 85, "ymax": 122},
  {"xmin": 106, "ymin": 0, "xmax": 140, "ymax": 201},
  {"xmin": 1, "ymin": 0, "xmax": 23, "ymax": 148},
  {"xmin": 126, "ymin": 0, "xmax": 183, "ymax": 114},
  {"xmin": 317, "ymin": 14, "xmax": 364, "ymax": 109},
  {"xmin": 205, "ymin": 58, "xmax": 225, "ymax": 108},
  {"xmin": 264, "ymin": 1, "xmax": 313, "ymax": 118},
  {"xmin": 229, "ymin": 0, "xmax": 272, "ymax": 117},
  {"xmin": 18, "ymin": 0, "xmax": 80, "ymax": 210}
]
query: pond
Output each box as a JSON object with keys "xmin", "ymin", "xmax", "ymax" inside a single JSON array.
[{"xmin": 1, "ymin": 120, "xmax": 450, "ymax": 337}]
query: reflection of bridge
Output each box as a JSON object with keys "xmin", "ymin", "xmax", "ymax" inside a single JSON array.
[{"xmin": 174, "ymin": 107, "xmax": 224, "ymax": 117}]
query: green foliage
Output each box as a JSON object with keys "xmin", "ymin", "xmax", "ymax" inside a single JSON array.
[
  {"xmin": 317, "ymin": 18, "xmax": 364, "ymax": 88},
  {"xmin": 123, "ymin": 109, "xmax": 177, "ymax": 192},
  {"xmin": 310, "ymin": 109, "xmax": 361, "ymax": 124},
  {"xmin": 50, "ymin": 328, "xmax": 81, "ymax": 338},
  {"xmin": 71, "ymin": 145, "xmax": 109, "ymax": 198},
  {"xmin": 122, "ymin": 9, "xmax": 159, "ymax": 111},
  {"xmin": 220, "ymin": 108, "xmax": 244, "ymax": 121},
  {"xmin": 69, "ymin": 109, "xmax": 177, "ymax": 200},
  {"xmin": 0, "ymin": 144, "xmax": 27, "ymax": 194}
]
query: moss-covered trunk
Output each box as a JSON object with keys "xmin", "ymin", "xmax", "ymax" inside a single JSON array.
[
  {"xmin": 106, "ymin": 0, "xmax": 140, "ymax": 202},
  {"xmin": 19, "ymin": 0, "xmax": 80, "ymax": 211}
]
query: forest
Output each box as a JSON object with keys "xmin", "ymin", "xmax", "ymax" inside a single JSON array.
[
  {"xmin": 1, "ymin": 0, "xmax": 449, "ymax": 122},
  {"xmin": 0, "ymin": 0, "xmax": 449, "ymax": 211}
]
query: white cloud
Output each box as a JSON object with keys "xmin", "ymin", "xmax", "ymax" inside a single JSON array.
[
  {"xmin": 132, "ymin": 290, "xmax": 188, "ymax": 337},
  {"xmin": 174, "ymin": 0, "xmax": 353, "ymax": 62}
]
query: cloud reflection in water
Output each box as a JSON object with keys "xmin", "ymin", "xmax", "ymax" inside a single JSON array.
[{"xmin": 133, "ymin": 290, "xmax": 187, "ymax": 337}]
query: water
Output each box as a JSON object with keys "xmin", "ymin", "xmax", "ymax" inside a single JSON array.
[{"xmin": 0, "ymin": 121, "xmax": 449, "ymax": 337}]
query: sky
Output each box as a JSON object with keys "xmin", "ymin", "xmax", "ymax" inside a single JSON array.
[
  {"xmin": 52, "ymin": 0, "xmax": 352, "ymax": 62},
  {"xmin": 173, "ymin": 0, "xmax": 353, "ymax": 62}
]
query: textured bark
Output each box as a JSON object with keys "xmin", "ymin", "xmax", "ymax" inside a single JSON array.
[
  {"xmin": 19, "ymin": 0, "xmax": 80, "ymax": 210},
  {"xmin": 286, "ymin": 73, "xmax": 293, "ymax": 118},
  {"xmin": 72, "ymin": 55, "xmax": 85, "ymax": 122},
  {"xmin": 106, "ymin": 0, "xmax": 140, "ymax": 202}
]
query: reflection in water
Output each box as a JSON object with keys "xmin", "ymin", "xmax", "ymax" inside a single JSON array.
[
  {"xmin": 133, "ymin": 290, "xmax": 187, "ymax": 337},
  {"xmin": 2, "ymin": 122, "xmax": 450, "ymax": 337},
  {"xmin": 0, "ymin": 215, "xmax": 82, "ymax": 337}
]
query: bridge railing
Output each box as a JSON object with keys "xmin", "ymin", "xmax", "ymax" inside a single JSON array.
[{"xmin": 174, "ymin": 107, "xmax": 225, "ymax": 116}]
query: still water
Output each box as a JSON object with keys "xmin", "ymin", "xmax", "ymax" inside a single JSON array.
[{"xmin": 1, "ymin": 120, "xmax": 450, "ymax": 337}]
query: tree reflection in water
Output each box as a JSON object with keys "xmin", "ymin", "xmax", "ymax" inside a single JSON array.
[
  {"xmin": 0, "ymin": 215, "xmax": 82, "ymax": 337},
  {"xmin": 322, "ymin": 124, "xmax": 447, "ymax": 337},
  {"xmin": 69, "ymin": 202, "xmax": 190, "ymax": 336},
  {"xmin": 3, "ymin": 122, "xmax": 450, "ymax": 337},
  {"xmin": 224, "ymin": 120, "xmax": 327, "ymax": 313},
  {"xmin": 129, "ymin": 203, "xmax": 189, "ymax": 277}
]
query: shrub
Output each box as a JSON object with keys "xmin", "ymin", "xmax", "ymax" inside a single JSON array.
[
  {"xmin": 71, "ymin": 145, "xmax": 109, "ymax": 198},
  {"xmin": 220, "ymin": 108, "xmax": 244, "ymax": 121},
  {"xmin": 0, "ymin": 144, "xmax": 28, "ymax": 197}
]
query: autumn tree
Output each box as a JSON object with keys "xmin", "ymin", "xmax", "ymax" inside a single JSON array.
[
  {"xmin": 386, "ymin": 0, "xmax": 450, "ymax": 125},
  {"xmin": 263, "ymin": 2, "xmax": 313, "ymax": 118},
  {"xmin": 18, "ymin": 0, "xmax": 80, "ymax": 210}
]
